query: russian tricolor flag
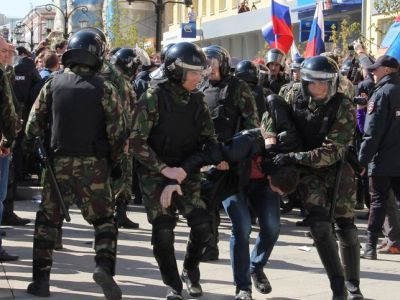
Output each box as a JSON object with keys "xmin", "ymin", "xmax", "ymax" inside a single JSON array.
[
  {"xmin": 381, "ymin": 16, "xmax": 400, "ymax": 62},
  {"xmin": 304, "ymin": 1, "xmax": 325, "ymax": 58},
  {"xmin": 261, "ymin": 0, "xmax": 293, "ymax": 54}
]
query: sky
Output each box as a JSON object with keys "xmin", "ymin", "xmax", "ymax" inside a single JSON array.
[{"xmin": 0, "ymin": 0, "xmax": 53, "ymax": 19}]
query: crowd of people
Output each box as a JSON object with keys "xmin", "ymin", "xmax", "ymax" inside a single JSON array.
[{"xmin": 0, "ymin": 26, "xmax": 399, "ymax": 300}]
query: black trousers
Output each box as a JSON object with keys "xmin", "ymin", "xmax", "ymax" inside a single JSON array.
[{"xmin": 368, "ymin": 176, "xmax": 400, "ymax": 233}]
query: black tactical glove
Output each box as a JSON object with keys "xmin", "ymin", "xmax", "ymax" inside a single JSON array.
[{"xmin": 272, "ymin": 153, "xmax": 296, "ymax": 167}]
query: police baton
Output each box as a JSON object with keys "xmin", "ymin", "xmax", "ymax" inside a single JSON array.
[{"xmin": 35, "ymin": 137, "xmax": 71, "ymax": 222}]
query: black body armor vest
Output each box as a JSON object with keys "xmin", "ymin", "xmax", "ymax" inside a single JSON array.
[
  {"xmin": 148, "ymin": 85, "xmax": 205, "ymax": 167},
  {"xmin": 50, "ymin": 72, "xmax": 110, "ymax": 157},
  {"xmin": 292, "ymin": 92, "xmax": 343, "ymax": 151},
  {"xmin": 203, "ymin": 76, "xmax": 242, "ymax": 142}
]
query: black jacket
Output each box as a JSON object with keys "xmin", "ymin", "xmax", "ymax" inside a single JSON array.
[
  {"xmin": 13, "ymin": 57, "xmax": 41, "ymax": 119},
  {"xmin": 133, "ymin": 70, "xmax": 151, "ymax": 100},
  {"xmin": 359, "ymin": 72, "xmax": 400, "ymax": 176}
]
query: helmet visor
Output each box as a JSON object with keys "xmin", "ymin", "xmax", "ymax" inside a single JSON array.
[{"xmin": 301, "ymin": 68, "xmax": 338, "ymax": 82}]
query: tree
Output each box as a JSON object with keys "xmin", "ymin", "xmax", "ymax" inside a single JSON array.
[{"xmin": 108, "ymin": 0, "xmax": 143, "ymax": 49}]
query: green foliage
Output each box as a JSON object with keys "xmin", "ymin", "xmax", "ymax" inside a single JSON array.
[
  {"xmin": 374, "ymin": 0, "xmax": 400, "ymax": 19},
  {"xmin": 108, "ymin": 0, "xmax": 143, "ymax": 48}
]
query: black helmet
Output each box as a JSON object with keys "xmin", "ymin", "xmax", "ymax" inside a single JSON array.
[
  {"xmin": 78, "ymin": 27, "xmax": 106, "ymax": 56},
  {"xmin": 164, "ymin": 42, "xmax": 207, "ymax": 83},
  {"xmin": 160, "ymin": 43, "xmax": 175, "ymax": 63},
  {"xmin": 62, "ymin": 30, "xmax": 103, "ymax": 71},
  {"xmin": 234, "ymin": 60, "xmax": 258, "ymax": 84},
  {"xmin": 290, "ymin": 56, "xmax": 304, "ymax": 70},
  {"xmin": 110, "ymin": 48, "xmax": 140, "ymax": 77},
  {"xmin": 265, "ymin": 48, "xmax": 286, "ymax": 68},
  {"xmin": 203, "ymin": 45, "xmax": 231, "ymax": 77},
  {"xmin": 300, "ymin": 55, "xmax": 339, "ymax": 101}
]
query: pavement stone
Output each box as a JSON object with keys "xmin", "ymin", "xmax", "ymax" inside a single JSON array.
[{"xmin": 0, "ymin": 199, "xmax": 399, "ymax": 300}]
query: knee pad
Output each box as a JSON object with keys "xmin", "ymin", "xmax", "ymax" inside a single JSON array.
[
  {"xmin": 152, "ymin": 215, "xmax": 176, "ymax": 249},
  {"xmin": 310, "ymin": 221, "xmax": 333, "ymax": 241},
  {"xmin": 335, "ymin": 218, "xmax": 359, "ymax": 247},
  {"xmin": 187, "ymin": 208, "xmax": 211, "ymax": 227},
  {"xmin": 190, "ymin": 222, "xmax": 212, "ymax": 246}
]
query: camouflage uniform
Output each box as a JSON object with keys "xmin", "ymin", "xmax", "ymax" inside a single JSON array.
[
  {"xmin": 105, "ymin": 64, "xmax": 136, "ymax": 206},
  {"xmin": 262, "ymin": 89, "xmax": 361, "ymax": 297},
  {"xmin": 0, "ymin": 65, "xmax": 19, "ymax": 147},
  {"xmin": 131, "ymin": 79, "xmax": 216, "ymax": 294},
  {"xmin": 24, "ymin": 66, "xmax": 125, "ymax": 279}
]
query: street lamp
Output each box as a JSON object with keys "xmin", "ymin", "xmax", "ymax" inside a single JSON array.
[
  {"xmin": 127, "ymin": 0, "xmax": 193, "ymax": 52},
  {"xmin": 15, "ymin": 22, "xmax": 35, "ymax": 51},
  {"xmin": 36, "ymin": 2, "xmax": 88, "ymax": 39}
]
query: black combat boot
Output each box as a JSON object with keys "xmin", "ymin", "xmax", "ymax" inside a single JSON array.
[
  {"xmin": 27, "ymin": 268, "xmax": 50, "ymax": 297},
  {"xmin": 361, "ymin": 231, "xmax": 379, "ymax": 260},
  {"xmin": 93, "ymin": 259, "xmax": 122, "ymax": 300},
  {"xmin": 311, "ymin": 222, "xmax": 346, "ymax": 299},
  {"xmin": 336, "ymin": 227, "xmax": 364, "ymax": 300},
  {"xmin": 116, "ymin": 203, "xmax": 139, "ymax": 229}
]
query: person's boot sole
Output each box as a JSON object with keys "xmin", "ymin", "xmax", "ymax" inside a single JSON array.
[{"xmin": 93, "ymin": 269, "xmax": 122, "ymax": 300}]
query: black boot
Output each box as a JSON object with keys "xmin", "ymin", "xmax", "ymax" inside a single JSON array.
[
  {"xmin": 311, "ymin": 222, "xmax": 346, "ymax": 298},
  {"xmin": 336, "ymin": 227, "xmax": 364, "ymax": 300},
  {"xmin": 27, "ymin": 268, "xmax": 50, "ymax": 297},
  {"xmin": 250, "ymin": 269, "xmax": 272, "ymax": 294},
  {"xmin": 181, "ymin": 268, "xmax": 202, "ymax": 297},
  {"xmin": 93, "ymin": 259, "xmax": 122, "ymax": 300},
  {"xmin": 116, "ymin": 203, "xmax": 139, "ymax": 229},
  {"xmin": 361, "ymin": 231, "xmax": 379, "ymax": 260}
]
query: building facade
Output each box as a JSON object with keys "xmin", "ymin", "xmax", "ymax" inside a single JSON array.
[{"xmin": 162, "ymin": 0, "xmax": 362, "ymax": 60}]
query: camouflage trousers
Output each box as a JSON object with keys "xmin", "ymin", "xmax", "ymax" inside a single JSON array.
[
  {"xmin": 112, "ymin": 152, "xmax": 133, "ymax": 205},
  {"xmin": 136, "ymin": 166, "xmax": 207, "ymax": 223},
  {"xmin": 32, "ymin": 156, "xmax": 117, "ymax": 275},
  {"xmin": 297, "ymin": 162, "xmax": 356, "ymax": 220}
]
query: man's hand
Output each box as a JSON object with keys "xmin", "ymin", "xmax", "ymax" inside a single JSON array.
[
  {"xmin": 160, "ymin": 184, "xmax": 183, "ymax": 208},
  {"xmin": 216, "ymin": 160, "xmax": 229, "ymax": 171},
  {"xmin": 272, "ymin": 153, "xmax": 296, "ymax": 167},
  {"xmin": 161, "ymin": 167, "xmax": 187, "ymax": 183}
]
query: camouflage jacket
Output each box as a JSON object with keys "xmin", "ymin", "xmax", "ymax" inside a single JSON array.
[
  {"xmin": 24, "ymin": 66, "xmax": 126, "ymax": 163},
  {"xmin": 261, "ymin": 92, "xmax": 356, "ymax": 168},
  {"xmin": 0, "ymin": 64, "xmax": 19, "ymax": 147},
  {"xmin": 131, "ymin": 80, "xmax": 218, "ymax": 173},
  {"xmin": 101, "ymin": 61, "xmax": 135, "ymax": 136}
]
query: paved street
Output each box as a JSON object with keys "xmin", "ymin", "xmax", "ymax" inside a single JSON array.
[{"xmin": 1, "ymin": 199, "xmax": 399, "ymax": 300}]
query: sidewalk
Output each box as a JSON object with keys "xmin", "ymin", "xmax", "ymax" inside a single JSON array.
[{"xmin": 1, "ymin": 199, "xmax": 399, "ymax": 300}]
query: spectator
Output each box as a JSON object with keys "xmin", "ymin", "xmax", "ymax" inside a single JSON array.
[
  {"xmin": 238, "ymin": 1, "xmax": 250, "ymax": 13},
  {"xmin": 0, "ymin": 37, "xmax": 19, "ymax": 261},
  {"xmin": 35, "ymin": 53, "xmax": 45, "ymax": 71},
  {"xmin": 55, "ymin": 40, "xmax": 68, "ymax": 55},
  {"xmin": 39, "ymin": 51, "xmax": 60, "ymax": 79}
]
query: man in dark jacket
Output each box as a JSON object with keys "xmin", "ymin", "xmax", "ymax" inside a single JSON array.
[{"xmin": 359, "ymin": 55, "xmax": 400, "ymax": 260}]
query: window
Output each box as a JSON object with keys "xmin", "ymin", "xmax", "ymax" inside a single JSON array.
[{"xmin": 210, "ymin": 0, "xmax": 215, "ymax": 15}]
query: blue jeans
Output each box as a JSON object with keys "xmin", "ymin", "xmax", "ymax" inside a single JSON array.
[
  {"xmin": 222, "ymin": 179, "xmax": 280, "ymax": 291},
  {"xmin": 0, "ymin": 156, "xmax": 10, "ymax": 248}
]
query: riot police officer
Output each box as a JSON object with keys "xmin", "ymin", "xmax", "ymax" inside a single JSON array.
[
  {"xmin": 262, "ymin": 48, "xmax": 289, "ymax": 94},
  {"xmin": 24, "ymin": 30, "xmax": 125, "ymax": 300},
  {"xmin": 234, "ymin": 59, "xmax": 271, "ymax": 120},
  {"xmin": 200, "ymin": 45, "xmax": 259, "ymax": 265},
  {"xmin": 279, "ymin": 56, "xmax": 304, "ymax": 99},
  {"xmin": 131, "ymin": 42, "xmax": 215, "ymax": 300},
  {"xmin": 202, "ymin": 45, "xmax": 260, "ymax": 300},
  {"xmin": 267, "ymin": 56, "xmax": 363, "ymax": 300},
  {"xmin": 109, "ymin": 48, "xmax": 140, "ymax": 229}
]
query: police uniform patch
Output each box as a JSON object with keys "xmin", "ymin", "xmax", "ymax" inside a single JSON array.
[{"xmin": 367, "ymin": 100, "xmax": 375, "ymax": 114}]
